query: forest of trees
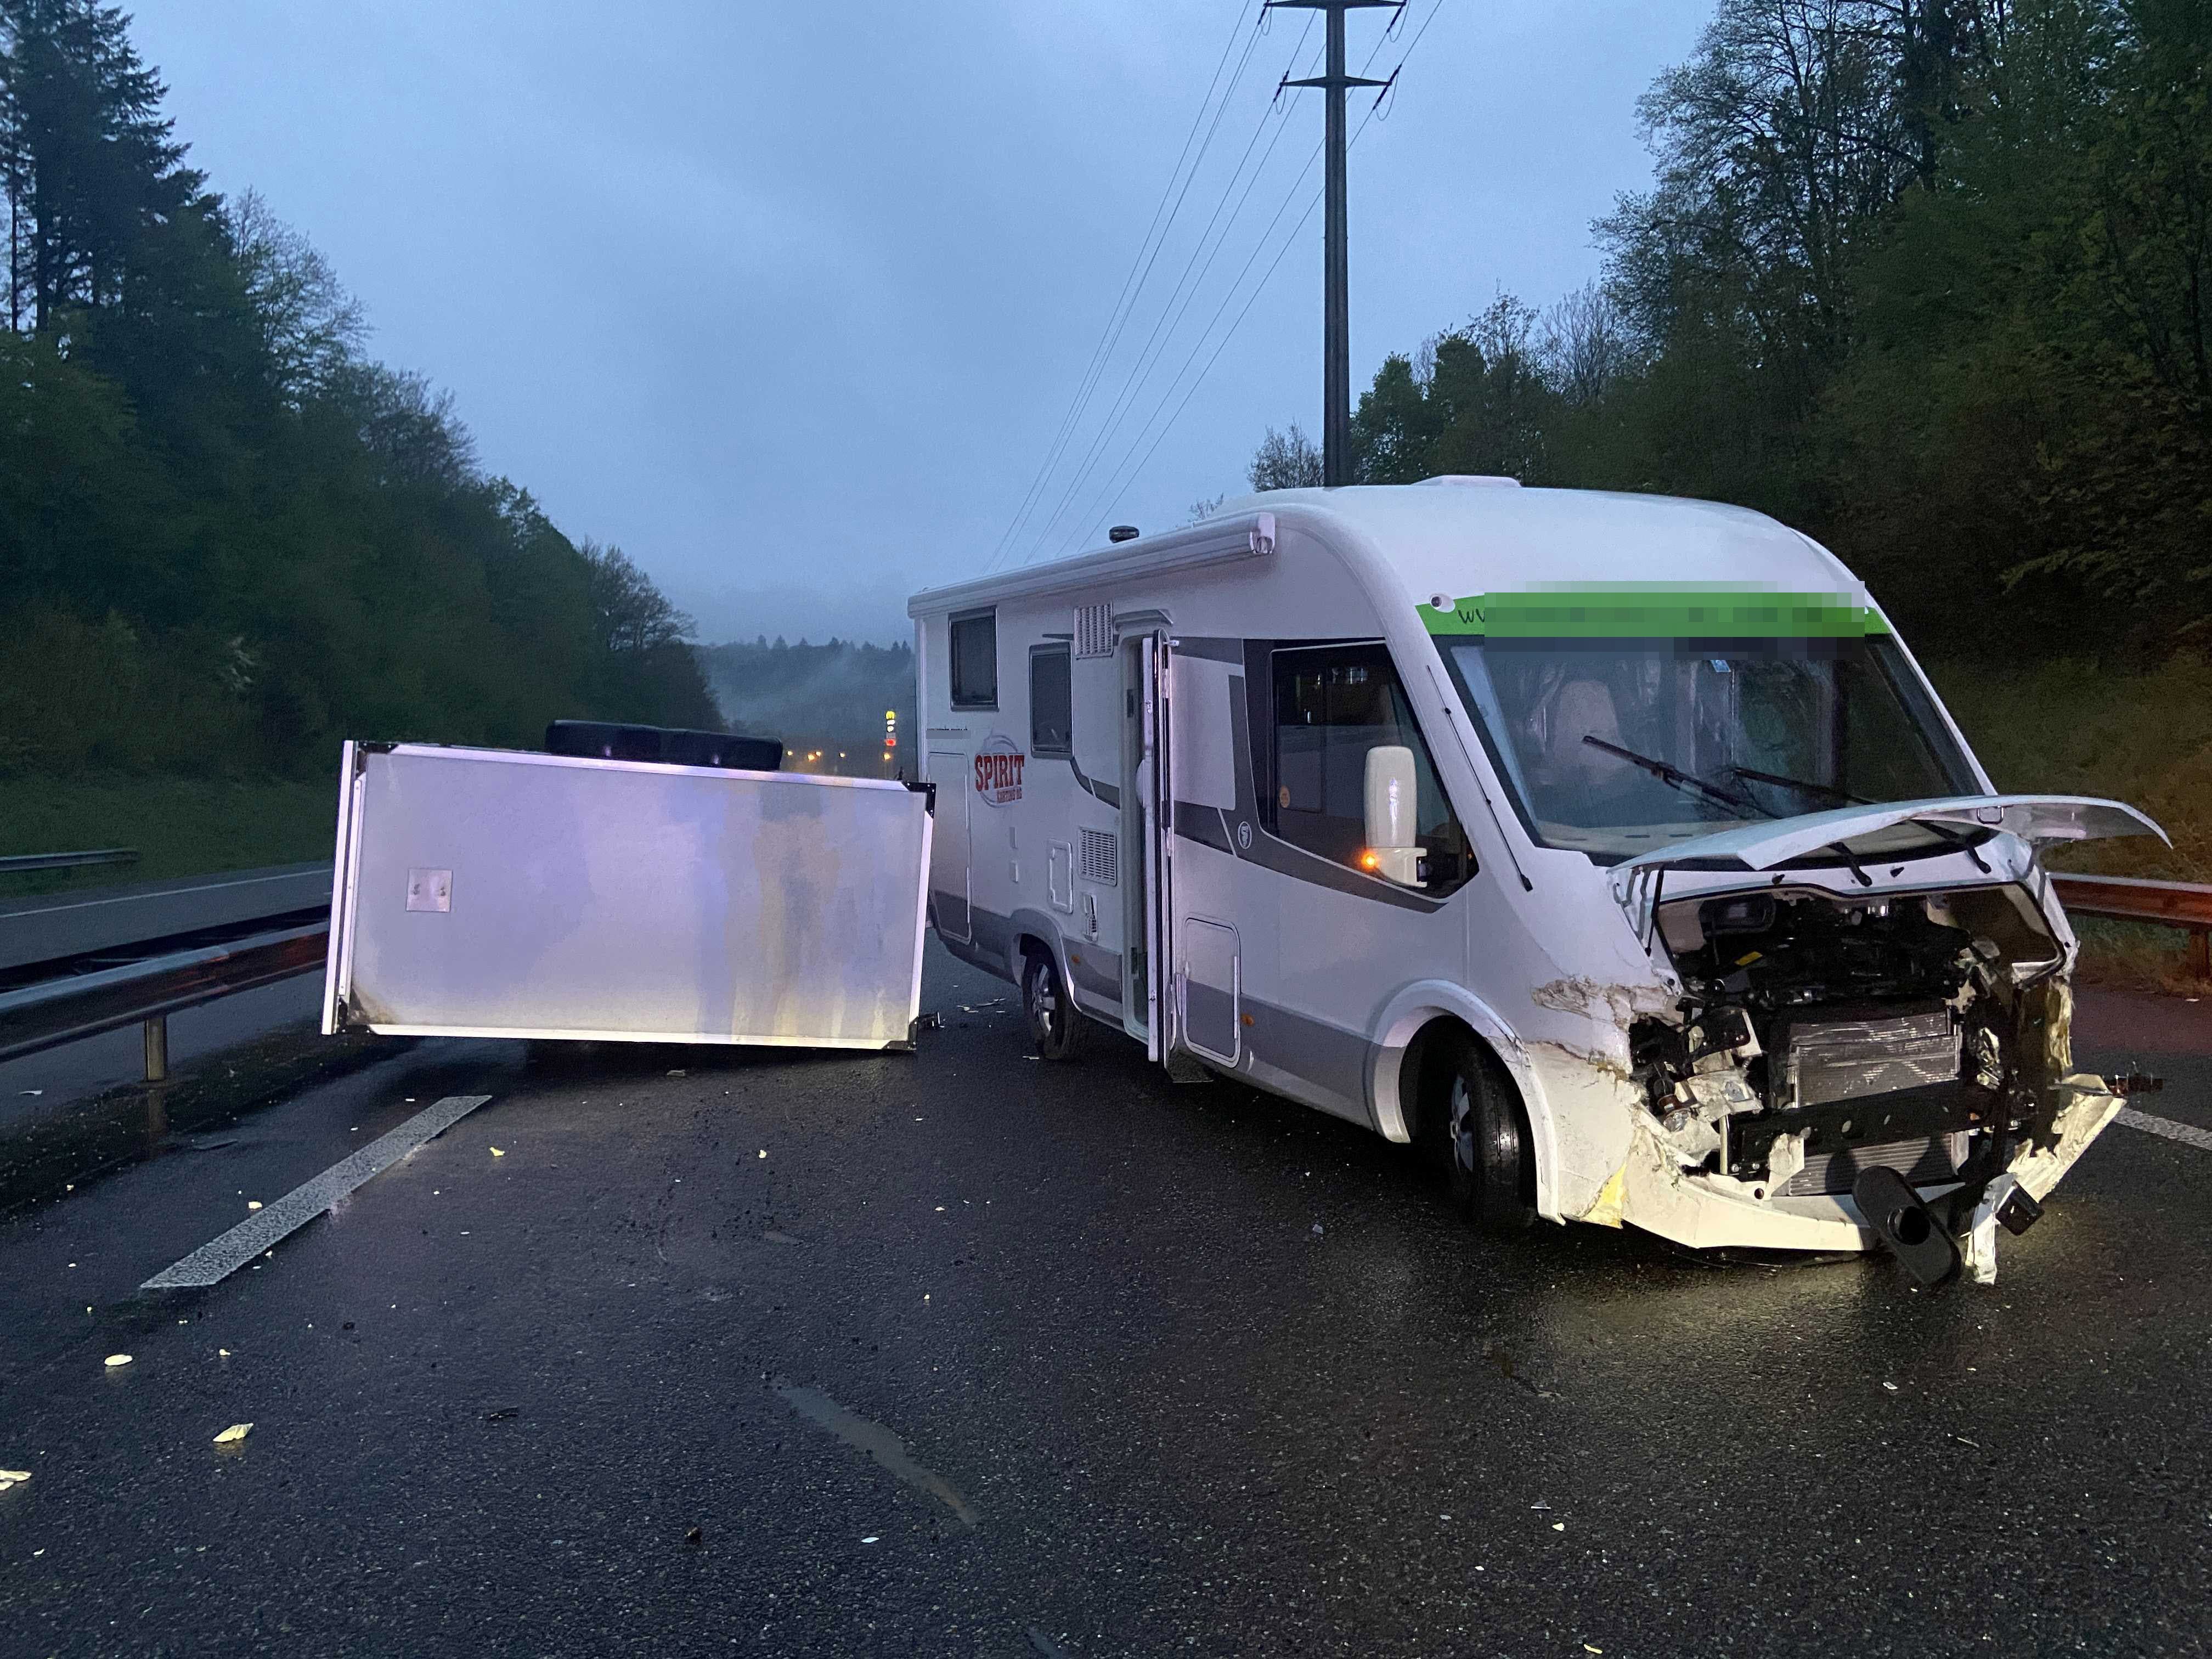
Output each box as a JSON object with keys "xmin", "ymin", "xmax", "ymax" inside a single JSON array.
[
  {"xmin": 0, "ymin": 1, "xmax": 719, "ymax": 782},
  {"xmin": 1252, "ymin": 0, "xmax": 2209, "ymax": 663}
]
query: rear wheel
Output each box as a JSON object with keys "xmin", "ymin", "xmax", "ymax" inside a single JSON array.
[
  {"xmin": 1441, "ymin": 1042, "xmax": 1536, "ymax": 1232},
  {"xmin": 1023, "ymin": 947, "xmax": 1087, "ymax": 1062}
]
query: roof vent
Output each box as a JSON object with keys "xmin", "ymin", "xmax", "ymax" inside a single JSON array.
[
  {"xmin": 1108, "ymin": 524, "xmax": 1141, "ymax": 543},
  {"xmin": 1418, "ymin": 475, "xmax": 1521, "ymax": 487}
]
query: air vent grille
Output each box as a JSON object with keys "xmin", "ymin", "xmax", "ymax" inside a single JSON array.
[
  {"xmin": 1075, "ymin": 603, "xmax": 1115, "ymax": 659},
  {"xmin": 1080, "ymin": 827, "xmax": 1118, "ymax": 885}
]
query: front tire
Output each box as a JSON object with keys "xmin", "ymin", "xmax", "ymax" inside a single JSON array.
[
  {"xmin": 1442, "ymin": 1043, "xmax": 1536, "ymax": 1233},
  {"xmin": 1023, "ymin": 947, "xmax": 1087, "ymax": 1062}
]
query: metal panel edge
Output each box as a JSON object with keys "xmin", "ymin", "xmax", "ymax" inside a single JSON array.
[
  {"xmin": 909, "ymin": 803, "xmax": 934, "ymax": 1026},
  {"xmin": 321, "ymin": 741, "xmax": 362, "ymax": 1035},
  {"xmin": 376, "ymin": 742, "xmax": 915, "ymax": 793},
  {"xmin": 349, "ymin": 1023, "xmax": 906, "ymax": 1051}
]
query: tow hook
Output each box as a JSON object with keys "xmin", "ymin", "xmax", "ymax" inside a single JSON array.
[{"xmin": 1853, "ymin": 1166, "xmax": 1961, "ymax": 1287}]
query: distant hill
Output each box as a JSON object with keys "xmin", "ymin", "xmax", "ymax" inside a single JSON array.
[{"xmin": 697, "ymin": 639, "xmax": 915, "ymax": 769}]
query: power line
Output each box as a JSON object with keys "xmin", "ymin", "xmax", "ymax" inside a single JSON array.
[
  {"xmin": 1023, "ymin": 16, "xmax": 1325, "ymax": 561},
  {"xmin": 1070, "ymin": 0, "xmax": 1454, "ymax": 546},
  {"xmin": 986, "ymin": 3, "xmax": 1262, "ymax": 571}
]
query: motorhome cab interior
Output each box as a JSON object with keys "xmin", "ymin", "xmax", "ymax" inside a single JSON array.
[{"xmin": 908, "ymin": 480, "xmax": 2163, "ymax": 1284}]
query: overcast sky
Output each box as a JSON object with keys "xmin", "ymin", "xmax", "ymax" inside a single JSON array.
[{"xmin": 131, "ymin": 1, "xmax": 1712, "ymax": 646}]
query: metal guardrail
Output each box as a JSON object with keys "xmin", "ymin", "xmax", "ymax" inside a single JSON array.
[
  {"xmin": 2051, "ymin": 873, "xmax": 2212, "ymax": 977},
  {"xmin": 0, "ymin": 915, "xmax": 329, "ymax": 1081},
  {"xmin": 0, "ymin": 848, "xmax": 139, "ymax": 875}
]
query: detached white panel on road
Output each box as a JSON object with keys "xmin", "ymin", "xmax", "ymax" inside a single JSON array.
[
  {"xmin": 142, "ymin": 1094, "xmax": 493, "ymax": 1290},
  {"xmin": 324, "ymin": 744, "xmax": 932, "ymax": 1051}
]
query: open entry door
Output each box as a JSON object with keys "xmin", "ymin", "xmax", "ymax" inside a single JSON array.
[
  {"xmin": 324, "ymin": 742, "xmax": 933, "ymax": 1051},
  {"xmin": 1119, "ymin": 632, "xmax": 1173, "ymax": 1062}
]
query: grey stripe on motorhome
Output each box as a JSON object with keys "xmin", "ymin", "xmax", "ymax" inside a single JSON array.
[
  {"xmin": 947, "ymin": 899, "xmax": 1372, "ymax": 1117},
  {"xmin": 1066, "ymin": 945, "xmax": 1121, "ymax": 1003},
  {"xmin": 1066, "ymin": 753, "xmax": 1119, "ymax": 808}
]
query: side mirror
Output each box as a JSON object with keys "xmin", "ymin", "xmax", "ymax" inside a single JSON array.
[{"xmin": 1362, "ymin": 746, "xmax": 1424, "ymax": 886}]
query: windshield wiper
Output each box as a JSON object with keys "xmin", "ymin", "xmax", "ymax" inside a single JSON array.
[
  {"xmin": 1581, "ymin": 736, "xmax": 1771, "ymax": 816},
  {"xmin": 1728, "ymin": 763, "xmax": 1992, "ymax": 873},
  {"xmin": 1726, "ymin": 763, "xmax": 1867, "ymax": 806}
]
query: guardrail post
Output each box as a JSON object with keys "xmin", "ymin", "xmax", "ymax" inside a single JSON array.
[{"xmin": 144, "ymin": 1014, "xmax": 169, "ymax": 1082}]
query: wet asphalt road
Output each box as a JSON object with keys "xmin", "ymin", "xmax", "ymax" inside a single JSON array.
[{"xmin": 0, "ymin": 947, "xmax": 2207, "ymax": 1658}]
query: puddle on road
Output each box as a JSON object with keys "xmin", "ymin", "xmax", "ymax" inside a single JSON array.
[{"xmin": 775, "ymin": 1380, "xmax": 979, "ymax": 1527}]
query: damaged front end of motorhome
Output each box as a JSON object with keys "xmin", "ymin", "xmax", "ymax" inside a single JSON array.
[{"xmin": 1575, "ymin": 798, "xmax": 2161, "ymax": 1284}]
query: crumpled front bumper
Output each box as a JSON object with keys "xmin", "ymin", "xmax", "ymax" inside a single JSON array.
[{"xmin": 1576, "ymin": 1076, "xmax": 2124, "ymax": 1259}]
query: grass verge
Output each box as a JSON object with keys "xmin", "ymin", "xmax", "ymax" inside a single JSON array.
[{"xmin": 0, "ymin": 774, "xmax": 336, "ymax": 896}]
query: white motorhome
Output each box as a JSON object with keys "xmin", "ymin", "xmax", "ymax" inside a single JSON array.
[{"xmin": 908, "ymin": 480, "xmax": 2162, "ymax": 1282}]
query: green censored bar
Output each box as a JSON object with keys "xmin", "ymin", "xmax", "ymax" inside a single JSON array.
[{"xmin": 1417, "ymin": 584, "xmax": 1889, "ymax": 638}]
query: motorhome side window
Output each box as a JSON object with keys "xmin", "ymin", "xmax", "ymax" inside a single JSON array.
[
  {"xmin": 1268, "ymin": 643, "xmax": 1473, "ymax": 894},
  {"xmin": 949, "ymin": 611, "xmax": 997, "ymax": 709},
  {"xmin": 1030, "ymin": 644, "xmax": 1071, "ymax": 757}
]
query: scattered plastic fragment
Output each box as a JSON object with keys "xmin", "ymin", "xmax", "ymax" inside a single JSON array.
[
  {"xmin": 1310, "ymin": 1223, "xmax": 1324, "ymax": 1236},
  {"xmin": 684, "ymin": 1525, "xmax": 702, "ymax": 1546},
  {"xmin": 246, "ymin": 1201, "xmax": 263, "ymax": 1211},
  {"xmin": 0, "ymin": 1470, "xmax": 29, "ymax": 1490},
  {"xmin": 19, "ymin": 1089, "xmax": 41, "ymax": 1096},
  {"xmin": 1882, "ymin": 1381, "xmax": 1899, "ymax": 1392},
  {"xmin": 861, "ymin": 1536, "xmax": 879, "ymax": 1544},
  {"xmin": 213, "ymin": 1424, "xmax": 252, "ymax": 1446},
  {"xmin": 1531, "ymin": 1500, "xmax": 1552, "ymax": 1511},
  {"xmin": 219, "ymin": 1349, "xmax": 230, "ymax": 1357},
  {"xmin": 758, "ymin": 1150, "xmax": 767, "ymax": 1159},
  {"xmin": 668, "ymin": 1070, "xmax": 687, "ymax": 1078},
  {"xmin": 491, "ymin": 1148, "xmax": 506, "ymax": 1158},
  {"xmin": 1585, "ymin": 1647, "xmax": 1604, "ymax": 1655},
  {"xmin": 104, "ymin": 1354, "xmax": 132, "ymax": 1368},
  {"xmin": 1551, "ymin": 1522, "xmax": 1565, "ymax": 1531}
]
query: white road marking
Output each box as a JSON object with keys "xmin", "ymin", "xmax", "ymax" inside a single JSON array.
[
  {"xmin": 141, "ymin": 1095, "xmax": 493, "ymax": 1290},
  {"xmin": 2117, "ymin": 1107, "xmax": 2212, "ymax": 1154}
]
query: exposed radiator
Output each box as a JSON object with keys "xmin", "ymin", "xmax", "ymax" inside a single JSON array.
[
  {"xmin": 1777, "ymin": 1133, "xmax": 1966, "ymax": 1198},
  {"xmin": 1778, "ymin": 1006, "xmax": 1958, "ymax": 1108}
]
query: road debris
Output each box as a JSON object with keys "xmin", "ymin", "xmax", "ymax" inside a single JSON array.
[
  {"xmin": 212, "ymin": 1424, "xmax": 252, "ymax": 1446},
  {"xmin": 491, "ymin": 1147, "xmax": 506, "ymax": 1157},
  {"xmin": 684, "ymin": 1525, "xmax": 702, "ymax": 1546},
  {"xmin": 0, "ymin": 1470, "xmax": 29, "ymax": 1491},
  {"xmin": 219, "ymin": 1348, "xmax": 230, "ymax": 1356},
  {"xmin": 1882, "ymin": 1381, "xmax": 1899, "ymax": 1392},
  {"xmin": 758, "ymin": 1149, "xmax": 768, "ymax": 1159},
  {"xmin": 1552, "ymin": 1522, "xmax": 1566, "ymax": 1531},
  {"xmin": 104, "ymin": 1354, "xmax": 132, "ymax": 1368},
  {"xmin": 246, "ymin": 1201, "xmax": 263, "ymax": 1211},
  {"xmin": 668, "ymin": 1070, "xmax": 687, "ymax": 1078}
]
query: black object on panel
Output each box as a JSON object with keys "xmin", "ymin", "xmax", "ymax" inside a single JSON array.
[{"xmin": 545, "ymin": 721, "xmax": 783, "ymax": 773}]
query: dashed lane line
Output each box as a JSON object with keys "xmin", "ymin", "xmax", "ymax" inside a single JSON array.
[
  {"xmin": 2117, "ymin": 1107, "xmax": 2212, "ymax": 1154},
  {"xmin": 140, "ymin": 1094, "xmax": 493, "ymax": 1290}
]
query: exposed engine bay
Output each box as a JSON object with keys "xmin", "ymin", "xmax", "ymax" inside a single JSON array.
[{"xmin": 1630, "ymin": 881, "xmax": 2076, "ymax": 1246}]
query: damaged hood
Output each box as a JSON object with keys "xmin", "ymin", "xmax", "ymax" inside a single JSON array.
[{"xmin": 1612, "ymin": 794, "xmax": 2166, "ymax": 878}]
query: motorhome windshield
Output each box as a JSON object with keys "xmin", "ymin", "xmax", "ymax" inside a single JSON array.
[{"xmin": 1441, "ymin": 636, "xmax": 1979, "ymax": 861}]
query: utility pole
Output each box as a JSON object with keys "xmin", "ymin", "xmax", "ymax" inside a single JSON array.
[{"xmin": 1268, "ymin": 1, "xmax": 1400, "ymax": 487}]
